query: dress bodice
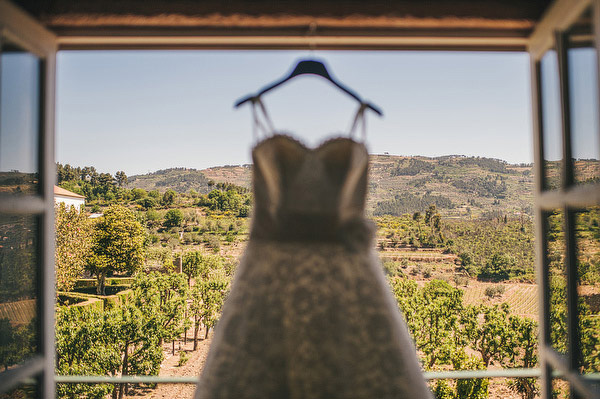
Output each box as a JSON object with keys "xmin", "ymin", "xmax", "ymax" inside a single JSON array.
[{"xmin": 250, "ymin": 134, "xmax": 371, "ymax": 244}]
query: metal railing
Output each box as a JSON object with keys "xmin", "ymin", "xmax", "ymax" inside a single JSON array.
[{"xmin": 53, "ymin": 369, "xmax": 600, "ymax": 385}]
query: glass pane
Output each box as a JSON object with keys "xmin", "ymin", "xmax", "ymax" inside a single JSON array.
[
  {"xmin": 541, "ymin": 50, "xmax": 563, "ymax": 191},
  {"xmin": 575, "ymin": 207, "xmax": 600, "ymax": 374},
  {"xmin": 567, "ymin": 8, "xmax": 600, "ymax": 185},
  {"xmin": 0, "ymin": 42, "xmax": 41, "ymax": 195},
  {"xmin": 546, "ymin": 211, "xmax": 567, "ymax": 354},
  {"xmin": 0, "ymin": 215, "xmax": 39, "ymax": 373},
  {"xmin": 0, "ymin": 380, "xmax": 37, "ymax": 399}
]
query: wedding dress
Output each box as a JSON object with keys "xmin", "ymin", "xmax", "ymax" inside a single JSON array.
[{"xmin": 195, "ymin": 101, "xmax": 432, "ymax": 399}]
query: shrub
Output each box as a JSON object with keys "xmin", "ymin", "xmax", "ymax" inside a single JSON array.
[
  {"xmin": 205, "ymin": 235, "xmax": 221, "ymax": 253},
  {"xmin": 137, "ymin": 197, "xmax": 156, "ymax": 209},
  {"xmin": 484, "ymin": 285, "xmax": 505, "ymax": 298},
  {"xmin": 162, "ymin": 189, "xmax": 177, "ymax": 205},
  {"xmin": 238, "ymin": 205, "xmax": 250, "ymax": 218},
  {"xmin": 164, "ymin": 209, "xmax": 184, "ymax": 228},
  {"xmin": 410, "ymin": 264, "xmax": 423, "ymax": 276},
  {"xmin": 178, "ymin": 350, "xmax": 190, "ymax": 367},
  {"xmin": 131, "ymin": 188, "xmax": 147, "ymax": 200},
  {"xmin": 480, "ymin": 253, "xmax": 516, "ymax": 281},
  {"xmin": 453, "ymin": 275, "xmax": 470, "ymax": 287},
  {"xmin": 423, "ymin": 267, "xmax": 433, "ymax": 279},
  {"xmin": 383, "ymin": 261, "xmax": 403, "ymax": 277},
  {"xmin": 459, "ymin": 252, "xmax": 473, "ymax": 267}
]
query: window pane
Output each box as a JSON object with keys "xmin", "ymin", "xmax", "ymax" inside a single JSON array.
[
  {"xmin": 575, "ymin": 207, "xmax": 600, "ymax": 374},
  {"xmin": 541, "ymin": 51, "xmax": 563, "ymax": 191},
  {"xmin": 0, "ymin": 42, "xmax": 40, "ymax": 195},
  {"xmin": 0, "ymin": 215, "xmax": 39, "ymax": 373},
  {"xmin": 0, "ymin": 380, "xmax": 37, "ymax": 399},
  {"xmin": 567, "ymin": 8, "xmax": 600, "ymax": 185},
  {"xmin": 546, "ymin": 210, "xmax": 568, "ymax": 354}
]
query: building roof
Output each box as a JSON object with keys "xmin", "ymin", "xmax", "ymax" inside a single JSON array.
[{"xmin": 54, "ymin": 185, "xmax": 85, "ymax": 199}]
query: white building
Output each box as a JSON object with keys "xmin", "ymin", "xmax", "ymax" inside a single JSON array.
[{"xmin": 54, "ymin": 185, "xmax": 85, "ymax": 211}]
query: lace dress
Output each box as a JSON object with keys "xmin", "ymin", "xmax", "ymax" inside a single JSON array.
[{"xmin": 195, "ymin": 134, "xmax": 432, "ymax": 399}]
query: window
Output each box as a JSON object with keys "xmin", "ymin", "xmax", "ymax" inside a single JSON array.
[
  {"xmin": 1, "ymin": 0, "xmax": 600, "ymax": 398},
  {"xmin": 0, "ymin": 1, "xmax": 56, "ymax": 397},
  {"xmin": 531, "ymin": 2, "xmax": 600, "ymax": 398}
]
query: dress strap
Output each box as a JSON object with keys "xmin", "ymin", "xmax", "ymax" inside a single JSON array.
[
  {"xmin": 250, "ymin": 96, "xmax": 368, "ymax": 142},
  {"xmin": 250, "ymin": 96, "xmax": 276, "ymax": 142},
  {"xmin": 348, "ymin": 102, "xmax": 368, "ymax": 142}
]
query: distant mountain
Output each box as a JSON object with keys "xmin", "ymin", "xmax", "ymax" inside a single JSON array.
[{"xmin": 127, "ymin": 155, "xmax": 541, "ymax": 218}]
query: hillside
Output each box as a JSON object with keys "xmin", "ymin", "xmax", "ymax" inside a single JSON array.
[
  {"xmin": 128, "ymin": 155, "xmax": 536, "ymax": 217},
  {"xmin": 127, "ymin": 168, "xmax": 213, "ymax": 194},
  {"xmin": 367, "ymin": 154, "xmax": 534, "ymax": 218}
]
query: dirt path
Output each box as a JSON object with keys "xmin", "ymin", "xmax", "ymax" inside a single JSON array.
[
  {"xmin": 131, "ymin": 330, "xmax": 212, "ymax": 399},
  {"xmin": 129, "ymin": 330, "xmax": 528, "ymax": 399}
]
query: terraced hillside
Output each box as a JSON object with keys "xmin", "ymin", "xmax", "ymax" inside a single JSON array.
[
  {"xmin": 377, "ymin": 242, "xmax": 539, "ymax": 320},
  {"xmin": 367, "ymin": 154, "xmax": 534, "ymax": 218},
  {"xmin": 129, "ymin": 154, "xmax": 538, "ymax": 218},
  {"xmin": 0, "ymin": 299, "xmax": 36, "ymax": 326},
  {"xmin": 127, "ymin": 168, "xmax": 213, "ymax": 194}
]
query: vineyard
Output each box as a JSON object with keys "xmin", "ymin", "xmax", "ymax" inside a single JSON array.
[
  {"xmin": 1, "ymin": 164, "xmax": 589, "ymax": 398},
  {"xmin": 461, "ymin": 283, "xmax": 538, "ymax": 319},
  {"xmin": 0, "ymin": 299, "xmax": 35, "ymax": 326}
]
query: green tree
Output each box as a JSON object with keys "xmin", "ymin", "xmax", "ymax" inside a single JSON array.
[
  {"xmin": 115, "ymin": 171, "xmax": 128, "ymax": 187},
  {"xmin": 131, "ymin": 272, "xmax": 189, "ymax": 347},
  {"xmin": 131, "ymin": 188, "xmax": 147, "ymax": 200},
  {"xmin": 452, "ymin": 351, "xmax": 489, "ymax": 399},
  {"xmin": 86, "ymin": 206, "xmax": 146, "ymax": 295},
  {"xmin": 165, "ymin": 209, "xmax": 184, "ymax": 228},
  {"xmin": 433, "ymin": 380, "xmax": 454, "ymax": 399},
  {"xmin": 55, "ymin": 307, "xmax": 120, "ymax": 399},
  {"xmin": 107, "ymin": 301, "xmax": 163, "ymax": 399},
  {"xmin": 391, "ymin": 278, "xmax": 464, "ymax": 369},
  {"xmin": 462, "ymin": 304, "xmax": 512, "ymax": 366},
  {"xmin": 418, "ymin": 280, "xmax": 464, "ymax": 368},
  {"xmin": 190, "ymin": 277, "xmax": 228, "ymax": 347},
  {"xmin": 479, "ymin": 253, "xmax": 515, "ymax": 281},
  {"xmin": 413, "ymin": 211, "xmax": 423, "ymax": 237},
  {"xmin": 182, "ymin": 251, "xmax": 206, "ymax": 286},
  {"xmin": 55, "ymin": 203, "xmax": 92, "ymax": 292},
  {"xmin": 504, "ymin": 315, "xmax": 539, "ymax": 399},
  {"xmin": 162, "ymin": 189, "xmax": 177, "ymax": 206},
  {"xmin": 198, "ymin": 278, "xmax": 228, "ymax": 339},
  {"xmin": 425, "ymin": 204, "xmax": 437, "ymax": 225},
  {"xmin": 0, "ymin": 318, "xmax": 35, "ymax": 371},
  {"xmin": 137, "ymin": 197, "xmax": 156, "ymax": 210}
]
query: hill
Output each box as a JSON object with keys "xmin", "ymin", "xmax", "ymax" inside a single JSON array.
[
  {"xmin": 128, "ymin": 155, "xmax": 537, "ymax": 217},
  {"xmin": 367, "ymin": 154, "xmax": 534, "ymax": 218},
  {"xmin": 127, "ymin": 168, "xmax": 213, "ymax": 194}
]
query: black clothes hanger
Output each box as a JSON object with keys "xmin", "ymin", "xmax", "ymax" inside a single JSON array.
[{"xmin": 234, "ymin": 59, "xmax": 383, "ymax": 116}]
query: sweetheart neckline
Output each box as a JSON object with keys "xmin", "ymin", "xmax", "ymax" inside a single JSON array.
[{"xmin": 253, "ymin": 133, "xmax": 367, "ymax": 154}]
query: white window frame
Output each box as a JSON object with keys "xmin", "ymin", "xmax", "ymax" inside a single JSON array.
[{"xmin": 0, "ymin": 0, "xmax": 56, "ymax": 397}]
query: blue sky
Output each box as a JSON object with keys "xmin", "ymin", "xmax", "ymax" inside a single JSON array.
[{"xmin": 56, "ymin": 50, "xmax": 533, "ymax": 176}]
